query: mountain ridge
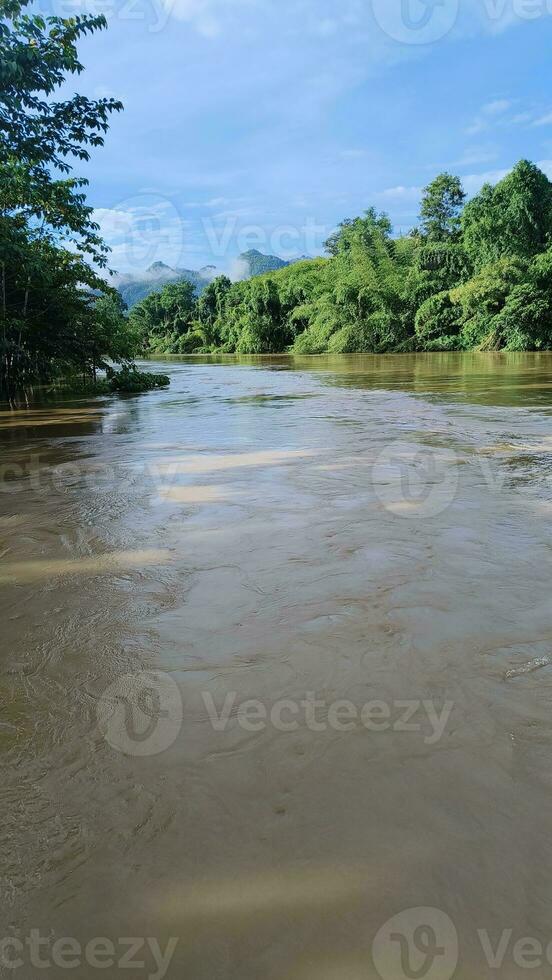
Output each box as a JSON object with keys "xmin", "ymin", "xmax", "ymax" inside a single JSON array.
[{"xmin": 116, "ymin": 250, "xmax": 310, "ymax": 307}]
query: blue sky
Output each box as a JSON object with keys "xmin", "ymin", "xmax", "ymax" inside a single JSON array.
[{"xmin": 47, "ymin": 0, "xmax": 552, "ymax": 274}]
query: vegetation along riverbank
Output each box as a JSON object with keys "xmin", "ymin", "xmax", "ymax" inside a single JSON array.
[
  {"xmin": 130, "ymin": 161, "xmax": 552, "ymax": 356},
  {"xmin": 3, "ymin": 1, "xmax": 552, "ymax": 396}
]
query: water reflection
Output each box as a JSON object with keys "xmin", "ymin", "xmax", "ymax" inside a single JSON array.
[{"xmin": 155, "ymin": 351, "xmax": 552, "ymax": 406}]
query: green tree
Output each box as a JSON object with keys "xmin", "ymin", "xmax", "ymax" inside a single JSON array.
[
  {"xmin": 235, "ymin": 277, "xmax": 287, "ymax": 354},
  {"xmin": 0, "ymin": 0, "xmax": 123, "ymax": 388},
  {"xmin": 86, "ymin": 293, "xmax": 139, "ymax": 377},
  {"xmin": 420, "ymin": 173, "xmax": 466, "ymax": 242},
  {"xmin": 461, "ymin": 160, "xmax": 552, "ymax": 269},
  {"xmin": 130, "ymin": 279, "xmax": 197, "ymax": 352},
  {"xmin": 415, "ymin": 291, "xmax": 462, "ymax": 349},
  {"xmin": 324, "ymin": 209, "xmax": 392, "ymax": 256},
  {"xmin": 196, "ymin": 275, "xmax": 232, "ymax": 348},
  {"xmin": 450, "ymin": 257, "xmax": 527, "ymax": 349},
  {"xmin": 494, "ymin": 249, "xmax": 552, "ymax": 350}
]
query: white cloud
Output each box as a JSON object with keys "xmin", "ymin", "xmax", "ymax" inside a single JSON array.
[
  {"xmin": 93, "ymin": 207, "xmax": 133, "ymax": 240},
  {"xmin": 466, "ymin": 98, "xmax": 513, "ymax": 135},
  {"xmin": 463, "ymin": 96, "xmax": 552, "ymax": 137},
  {"xmin": 482, "ymin": 99, "xmax": 512, "ymax": 115},
  {"xmin": 533, "ymin": 112, "xmax": 552, "ymax": 127},
  {"xmin": 228, "ymin": 257, "xmax": 249, "ymax": 281},
  {"xmin": 93, "ymin": 199, "xmax": 189, "ymax": 273}
]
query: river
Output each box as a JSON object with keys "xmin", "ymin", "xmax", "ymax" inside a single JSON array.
[{"xmin": 2, "ymin": 352, "xmax": 552, "ymax": 979}]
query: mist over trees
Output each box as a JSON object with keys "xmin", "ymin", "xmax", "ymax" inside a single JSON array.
[{"xmin": 131, "ymin": 160, "xmax": 552, "ymax": 355}]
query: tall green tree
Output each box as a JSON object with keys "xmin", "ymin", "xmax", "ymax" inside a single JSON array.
[
  {"xmin": 324, "ymin": 209, "xmax": 392, "ymax": 256},
  {"xmin": 461, "ymin": 160, "xmax": 552, "ymax": 269},
  {"xmin": 0, "ymin": 0, "xmax": 124, "ymax": 388},
  {"xmin": 420, "ymin": 173, "xmax": 466, "ymax": 241},
  {"xmin": 129, "ymin": 279, "xmax": 197, "ymax": 352}
]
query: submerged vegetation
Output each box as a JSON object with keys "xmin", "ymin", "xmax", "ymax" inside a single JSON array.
[
  {"xmin": 130, "ymin": 162, "xmax": 552, "ymax": 356},
  {"xmin": 106, "ymin": 365, "xmax": 170, "ymax": 392},
  {"xmin": 50, "ymin": 365, "xmax": 170, "ymax": 397}
]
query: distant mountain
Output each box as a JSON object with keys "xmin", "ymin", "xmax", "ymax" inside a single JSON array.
[
  {"xmin": 116, "ymin": 262, "xmax": 217, "ymax": 309},
  {"xmin": 116, "ymin": 252, "xmax": 311, "ymax": 308},
  {"xmin": 237, "ymin": 249, "xmax": 289, "ymax": 277},
  {"xmin": 235, "ymin": 249, "xmax": 311, "ymax": 278}
]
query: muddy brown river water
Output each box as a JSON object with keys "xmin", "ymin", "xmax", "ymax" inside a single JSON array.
[{"xmin": 2, "ymin": 352, "xmax": 552, "ymax": 979}]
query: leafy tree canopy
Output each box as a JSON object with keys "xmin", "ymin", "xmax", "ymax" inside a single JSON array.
[
  {"xmin": 420, "ymin": 173, "xmax": 466, "ymax": 242},
  {"xmin": 0, "ymin": 0, "xmax": 136, "ymax": 391},
  {"xmin": 133, "ymin": 160, "xmax": 552, "ymax": 358}
]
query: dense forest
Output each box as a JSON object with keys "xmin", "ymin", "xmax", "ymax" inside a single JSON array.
[{"xmin": 131, "ymin": 161, "xmax": 552, "ymax": 356}]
